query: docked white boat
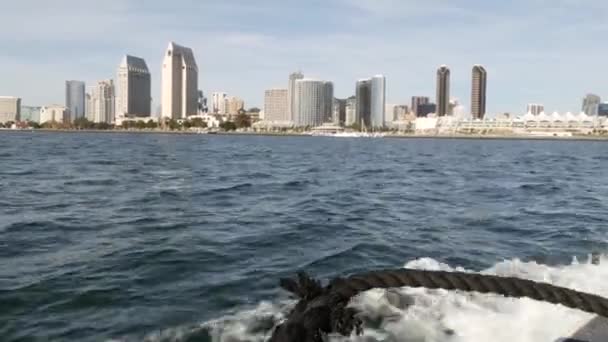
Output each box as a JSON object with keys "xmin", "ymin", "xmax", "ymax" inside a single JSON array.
[{"xmin": 310, "ymin": 131, "xmax": 386, "ymax": 138}]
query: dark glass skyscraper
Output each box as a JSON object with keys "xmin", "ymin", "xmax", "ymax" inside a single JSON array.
[
  {"xmin": 471, "ymin": 65, "xmax": 487, "ymax": 119},
  {"xmin": 65, "ymin": 80, "xmax": 85, "ymax": 122},
  {"xmin": 356, "ymin": 79, "xmax": 371, "ymax": 128},
  {"xmin": 436, "ymin": 66, "xmax": 450, "ymax": 117},
  {"xmin": 411, "ymin": 96, "xmax": 430, "ymax": 117}
]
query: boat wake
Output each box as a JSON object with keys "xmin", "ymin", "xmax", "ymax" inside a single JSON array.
[{"xmin": 115, "ymin": 254, "xmax": 608, "ymax": 342}]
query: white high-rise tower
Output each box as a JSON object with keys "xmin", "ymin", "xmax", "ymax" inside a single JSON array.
[{"xmin": 161, "ymin": 42, "xmax": 198, "ymax": 119}]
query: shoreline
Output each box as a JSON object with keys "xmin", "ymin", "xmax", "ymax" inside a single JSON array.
[{"xmin": 1, "ymin": 128, "xmax": 608, "ymax": 141}]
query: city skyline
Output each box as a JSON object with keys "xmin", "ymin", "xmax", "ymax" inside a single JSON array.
[{"xmin": 2, "ymin": 1, "xmax": 608, "ymax": 115}]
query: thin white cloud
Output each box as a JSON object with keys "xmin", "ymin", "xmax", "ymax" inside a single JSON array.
[{"xmin": 1, "ymin": 0, "xmax": 608, "ymax": 114}]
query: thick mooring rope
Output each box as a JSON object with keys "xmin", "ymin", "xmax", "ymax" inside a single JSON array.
[{"xmin": 269, "ymin": 269, "xmax": 608, "ymax": 342}]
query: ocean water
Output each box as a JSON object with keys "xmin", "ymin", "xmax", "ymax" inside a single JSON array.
[{"xmin": 0, "ymin": 132, "xmax": 607, "ymax": 342}]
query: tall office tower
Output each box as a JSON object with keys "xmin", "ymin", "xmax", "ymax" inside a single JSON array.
[
  {"xmin": 212, "ymin": 92, "xmax": 227, "ymax": 114},
  {"xmin": 116, "ymin": 55, "xmax": 151, "ymax": 117},
  {"xmin": 582, "ymin": 94, "xmax": 601, "ymax": 116},
  {"xmin": 161, "ymin": 41, "xmax": 198, "ymax": 119},
  {"xmin": 411, "ymin": 96, "xmax": 430, "ymax": 117},
  {"xmin": 393, "ymin": 105, "xmax": 409, "ymax": 121},
  {"xmin": 324, "ymin": 82, "xmax": 334, "ymax": 122},
  {"xmin": 356, "ymin": 79, "xmax": 372, "ymax": 128},
  {"xmin": 0, "ymin": 96, "xmax": 21, "ymax": 123},
  {"xmin": 598, "ymin": 103, "xmax": 608, "ymax": 117},
  {"xmin": 226, "ymin": 96, "xmax": 245, "ymax": 115},
  {"xmin": 356, "ymin": 75, "xmax": 386, "ymax": 129},
  {"xmin": 527, "ymin": 103, "xmax": 544, "ymax": 115},
  {"xmin": 436, "ymin": 65, "xmax": 450, "ymax": 116},
  {"xmin": 85, "ymin": 92, "xmax": 93, "ymax": 121},
  {"xmin": 370, "ymin": 75, "xmax": 386, "ymax": 128},
  {"xmin": 471, "ymin": 65, "xmax": 487, "ymax": 119},
  {"xmin": 417, "ymin": 103, "xmax": 437, "ymax": 117},
  {"xmin": 65, "ymin": 80, "xmax": 85, "ymax": 122},
  {"xmin": 345, "ymin": 96, "xmax": 357, "ymax": 126},
  {"xmin": 332, "ymin": 98, "xmax": 346, "ymax": 125},
  {"xmin": 90, "ymin": 80, "xmax": 115, "ymax": 123},
  {"xmin": 294, "ymin": 79, "xmax": 333, "ymax": 127},
  {"xmin": 287, "ymin": 71, "xmax": 304, "ymax": 121},
  {"xmin": 264, "ymin": 89, "xmax": 288, "ymax": 121}
]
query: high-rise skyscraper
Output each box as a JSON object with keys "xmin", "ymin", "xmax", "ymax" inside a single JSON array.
[
  {"xmin": 116, "ymin": 55, "xmax": 151, "ymax": 118},
  {"xmin": 356, "ymin": 79, "xmax": 371, "ymax": 128},
  {"xmin": 356, "ymin": 75, "xmax": 386, "ymax": 129},
  {"xmin": 324, "ymin": 82, "xmax": 334, "ymax": 123},
  {"xmin": 226, "ymin": 96, "xmax": 245, "ymax": 115},
  {"xmin": 411, "ymin": 96, "xmax": 430, "ymax": 117},
  {"xmin": 598, "ymin": 103, "xmax": 608, "ymax": 117},
  {"xmin": 393, "ymin": 105, "xmax": 409, "ymax": 121},
  {"xmin": 418, "ymin": 103, "xmax": 437, "ymax": 117},
  {"xmin": 527, "ymin": 103, "xmax": 544, "ymax": 115},
  {"xmin": 212, "ymin": 92, "xmax": 227, "ymax": 114},
  {"xmin": 161, "ymin": 42, "xmax": 198, "ymax": 119},
  {"xmin": 66, "ymin": 80, "xmax": 85, "ymax": 122},
  {"xmin": 370, "ymin": 75, "xmax": 386, "ymax": 128},
  {"xmin": 345, "ymin": 96, "xmax": 357, "ymax": 126},
  {"xmin": 294, "ymin": 79, "xmax": 333, "ymax": 127},
  {"xmin": 264, "ymin": 88, "xmax": 288, "ymax": 122},
  {"xmin": 0, "ymin": 96, "xmax": 21, "ymax": 123},
  {"xmin": 436, "ymin": 65, "xmax": 450, "ymax": 116},
  {"xmin": 332, "ymin": 98, "xmax": 346, "ymax": 125},
  {"xmin": 471, "ymin": 65, "xmax": 487, "ymax": 119},
  {"xmin": 90, "ymin": 80, "xmax": 115, "ymax": 123},
  {"xmin": 582, "ymin": 94, "xmax": 601, "ymax": 116},
  {"xmin": 287, "ymin": 71, "xmax": 304, "ymax": 121}
]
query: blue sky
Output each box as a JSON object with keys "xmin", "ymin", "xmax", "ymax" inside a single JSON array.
[{"xmin": 1, "ymin": 0, "xmax": 607, "ymax": 115}]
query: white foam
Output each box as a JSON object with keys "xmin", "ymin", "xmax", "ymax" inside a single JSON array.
[{"xmin": 123, "ymin": 255, "xmax": 608, "ymax": 342}]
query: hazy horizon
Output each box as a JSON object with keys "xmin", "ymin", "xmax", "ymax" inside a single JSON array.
[{"xmin": 2, "ymin": 0, "xmax": 607, "ymax": 115}]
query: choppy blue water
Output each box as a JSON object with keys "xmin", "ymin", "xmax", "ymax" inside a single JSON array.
[{"xmin": 0, "ymin": 132, "xmax": 607, "ymax": 341}]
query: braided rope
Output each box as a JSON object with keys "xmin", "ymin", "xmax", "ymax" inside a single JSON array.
[
  {"xmin": 331, "ymin": 269, "xmax": 608, "ymax": 317},
  {"xmin": 270, "ymin": 269, "xmax": 608, "ymax": 341}
]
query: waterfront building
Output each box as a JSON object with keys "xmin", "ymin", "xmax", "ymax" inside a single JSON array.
[
  {"xmin": 161, "ymin": 41, "xmax": 198, "ymax": 119},
  {"xmin": 294, "ymin": 79, "xmax": 333, "ymax": 127},
  {"xmin": 345, "ymin": 96, "xmax": 357, "ymax": 126},
  {"xmin": 582, "ymin": 94, "xmax": 601, "ymax": 116},
  {"xmin": 332, "ymin": 98, "xmax": 346, "ymax": 125},
  {"xmin": 393, "ymin": 105, "xmax": 409, "ymax": 121},
  {"xmin": 226, "ymin": 96, "xmax": 244, "ymax": 115},
  {"xmin": 65, "ymin": 80, "xmax": 85, "ymax": 122},
  {"xmin": 370, "ymin": 75, "xmax": 386, "ymax": 128},
  {"xmin": 471, "ymin": 65, "xmax": 487, "ymax": 119},
  {"xmin": 212, "ymin": 92, "xmax": 227, "ymax": 114},
  {"xmin": 20, "ymin": 106, "xmax": 41, "ymax": 123},
  {"xmin": 85, "ymin": 92, "xmax": 94, "ymax": 121},
  {"xmin": 598, "ymin": 103, "xmax": 608, "ymax": 117},
  {"xmin": 0, "ymin": 96, "xmax": 21, "ymax": 123},
  {"xmin": 527, "ymin": 103, "xmax": 545, "ymax": 115},
  {"xmin": 324, "ymin": 82, "xmax": 334, "ymax": 123},
  {"xmin": 436, "ymin": 65, "xmax": 450, "ymax": 116},
  {"xmin": 116, "ymin": 55, "xmax": 151, "ymax": 117},
  {"xmin": 39, "ymin": 105, "xmax": 67, "ymax": 124},
  {"xmin": 356, "ymin": 79, "xmax": 371, "ymax": 128},
  {"xmin": 411, "ymin": 96, "xmax": 430, "ymax": 117},
  {"xmin": 264, "ymin": 88, "xmax": 288, "ymax": 122},
  {"xmin": 90, "ymin": 80, "xmax": 115, "ymax": 123},
  {"xmin": 417, "ymin": 103, "xmax": 437, "ymax": 117},
  {"xmin": 287, "ymin": 71, "xmax": 304, "ymax": 121}
]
